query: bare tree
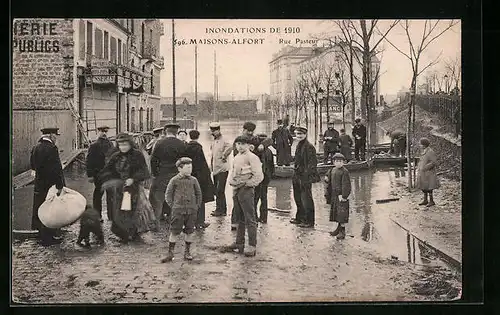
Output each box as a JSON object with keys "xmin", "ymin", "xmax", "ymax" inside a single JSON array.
[
  {"xmin": 383, "ymin": 19, "xmax": 458, "ymax": 189},
  {"xmin": 300, "ymin": 57, "xmax": 325, "ymax": 146},
  {"xmin": 444, "ymin": 54, "xmax": 461, "ymax": 93},
  {"xmin": 291, "ymin": 78, "xmax": 307, "ymax": 126},
  {"xmin": 333, "ymin": 58, "xmax": 352, "ymax": 130}
]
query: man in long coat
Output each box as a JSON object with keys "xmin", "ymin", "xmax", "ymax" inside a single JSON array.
[
  {"xmin": 272, "ymin": 119, "xmax": 293, "ymax": 166},
  {"xmin": 186, "ymin": 129, "xmax": 215, "ymax": 229},
  {"xmin": 209, "ymin": 122, "xmax": 233, "ymax": 217},
  {"xmin": 289, "ymin": 126, "xmax": 320, "ymax": 228},
  {"xmin": 86, "ymin": 126, "xmax": 117, "ymax": 222},
  {"xmin": 322, "ymin": 121, "xmax": 340, "ymax": 164},
  {"xmin": 149, "ymin": 123, "xmax": 187, "ymax": 227},
  {"xmin": 30, "ymin": 127, "xmax": 66, "ymax": 246},
  {"xmin": 416, "ymin": 137, "xmax": 440, "ymax": 207},
  {"xmin": 352, "ymin": 118, "xmax": 367, "ymax": 161}
]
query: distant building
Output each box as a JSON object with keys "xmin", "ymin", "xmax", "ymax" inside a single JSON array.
[{"xmin": 160, "ymin": 97, "xmax": 193, "ymax": 118}]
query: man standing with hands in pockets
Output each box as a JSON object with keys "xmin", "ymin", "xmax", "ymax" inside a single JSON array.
[{"xmin": 209, "ymin": 122, "xmax": 233, "ymax": 217}]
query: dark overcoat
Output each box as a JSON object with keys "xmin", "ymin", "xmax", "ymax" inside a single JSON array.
[
  {"xmin": 272, "ymin": 127, "xmax": 294, "ymax": 165},
  {"xmin": 352, "ymin": 124, "xmax": 367, "ymax": 141},
  {"xmin": 293, "ymin": 139, "xmax": 320, "ymax": 184},
  {"xmin": 339, "ymin": 134, "xmax": 353, "ymax": 161},
  {"xmin": 259, "ymin": 138, "xmax": 275, "ymax": 179},
  {"xmin": 30, "ymin": 138, "xmax": 66, "ymax": 230},
  {"xmin": 186, "ymin": 140, "xmax": 215, "ymax": 203},
  {"xmin": 150, "ymin": 136, "xmax": 187, "ymax": 178},
  {"xmin": 86, "ymin": 136, "xmax": 116, "ymax": 182},
  {"xmin": 323, "ymin": 128, "xmax": 340, "ymax": 151},
  {"xmin": 416, "ymin": 147, "xmax": 440, "ymax": 191},
  {"xmin": 324, "ymin": 166, "xmax": 351, "ymax": 223}
]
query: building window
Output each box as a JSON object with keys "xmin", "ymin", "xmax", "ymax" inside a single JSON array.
[
  {"xmin": 110, "ymin": 36, "xmax": 117, "ymax": 64},
  {"xmin": 86, "ymin": 21, "xmax": 93, "ymax": 57},
  {"xmin": 103, "ymin": 31, "xmax": 109, "ymax": 60},
  {"xmin": 150, "ymin": 69, "xmax": 154, "ymax": 94},
  {"xmin": 79, "ymin": 19, "xmax": 85, "ymax": 60},
  {"xmin": 141, "ymin": 22, "xmax": 145, "ymax": 55},
  {"xmin": 146, "ymin": 109, "xmax": 150, "ymax": 131},
  {"xmin": 94, "ymin": 28, "xmax": 103, "ymax": 58},
  {"xmin": 130, "ymin": 19, "xmax": 134, "ymax": 34},
  {"xmin": 142, "ymin": 65, "xmax": 145, "ymax": 85},
  {"xmin": 139, "ymin": 107, "xmax": 144, "ymax": 131},
  {"xmin": 123, "ymin": 42, "xmax": 127, "ymax": 65},
  {"xmin": 130, "ymin": 107, "xmax": 136, "ymax": 132},
  {"xmin": 150, "ymin": 109, "xmax": 154, "ymax": 129},
  {"xmin": 118, "ymin": 39, "xmax": 122, "ymax": 65}
]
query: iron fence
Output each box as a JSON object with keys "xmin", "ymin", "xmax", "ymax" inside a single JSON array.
[{"xmin": 415, "ymin": 94, "xmax": 461, "ymax": 136}]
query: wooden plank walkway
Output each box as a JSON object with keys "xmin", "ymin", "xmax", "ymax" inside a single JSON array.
[{"xmin": 12, "ymin": 149, "xmax": 86, "ymax": 190}]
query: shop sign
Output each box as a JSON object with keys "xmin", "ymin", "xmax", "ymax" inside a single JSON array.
[{"xmin": 93, "ymin": 75, "xmax": 115, "ymax": 84}]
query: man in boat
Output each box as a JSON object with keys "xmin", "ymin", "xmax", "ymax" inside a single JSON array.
[
  {"xmin": 339, "ymin": 129, "xmax": 353, "ymax": 162},
  {"xmin": 86, "ymin": 125, "xmax": 117, "ymax": 222},
  {"xmin": 230, "ymin": 122, "xmax": 261, "ymax": 230},
  {"xmin": 289, "ymin": 123, "xmax": 296, "ymax": 135},
  {"xmin": 271, "ymin": 119, "xmax": 294, "ymax": 166},
  {"xmin": 30, "ymin": 127, "xmax": 66, "ymax": 246},
  {"xmin": 209, "ymin": 122, "xmax": 233, "ymax": 217},
  {"xmin": 149, "ymin": 123, "xmax": 188, "ymax": 228},
  {"xmin": 322, "ymin": 121, "xmax": 340, "ymax": 164},
  {"xmin": 387, "ymin": 129, "xmax": 407, "ymax": 157},
  {"xmin": 290, "ymin": 126, "xmax": 320, "ymax": 228},
  {"xmin": 146, "ymin": 127, "xmax": 164, "ymax": 155},
  {"xmin": 352, "ymin": 118, "xmax": 367, "ymax": 161}
]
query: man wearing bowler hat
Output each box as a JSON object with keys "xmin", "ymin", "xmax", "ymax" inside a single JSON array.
[
  {"xmin": 271, "ymin": 119, "xmax": 293, "ymax": 166},
  {"xmin": 146, "ymin": 127, "xmax": 164, "ymax": 155},
  {"xmin": 86, "ymin": 126, "xmax": 117, "ymax": 222},
  {"xmin": 30, "ymin": 127, "xmax": 66, "ymax": 246},
  {"xmin": 149, "ymin": 123, "xmax": 188, "ymax": 229},
  {"xmin": 289, "ymin": 126, "xmax": 320, "ymax": 228}
]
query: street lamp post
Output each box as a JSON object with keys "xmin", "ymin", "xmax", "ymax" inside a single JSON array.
[{"xmin": 317, "ymin": 87, "xmax": 325, "ymax": 147}]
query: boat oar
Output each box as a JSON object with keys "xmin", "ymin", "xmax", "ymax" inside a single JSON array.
[
  {"xmin": 268, "ymin": 207, "xmax": 291, "ymax": 213},
  {"xmin": 375, "ymin": 198, "xmax": 400, "ymax": 204}
]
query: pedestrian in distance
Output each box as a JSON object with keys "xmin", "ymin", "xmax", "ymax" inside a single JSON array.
[
  {"xmin": 186, "ymin": 129, "xmax": 215, "ymax": 229},
  {"xmin": 231, "ymin": 121, "xmax": 261, "ymax": 230},
  {"xmin": 86, "ymin": 126, "xmax": 117, "ymax": 222},
  {"xmin": 271, "ymin": 119, "xmax": 294, "ymax": 166},
  {"xmin": 289, "ymin": 126, "xmax": 320, "ymax": 228},
  {"xmin": 339, "ymin": 129, "xmax": 353, "ymax": 162},
  {"xmin": 177, "ymin": 129, "xmax": 188, "ymax": 144},
  {"xmin": 161, "ymin": 157, "xmax": 202, "ymax": 262},
  {"xmin": 146, "ymin": 127, "xmax": 164, "ymax": 155},
  {"xmin": 254, "ymin": 134, "xmax": 275, "ymax": 224},
  {"xmin": 322, "ymin": 121, "xmax": 340, "ymax": 164},
  {"xmin": 222, "ymin": 136, "xmax": 264, "ymax": 257},
  {"xmin": 324, "ymin": 153, "xmax": 352, "ymax": 240},
  {"xmin": 149, "ymin": 123, "xmax": 187, "ymax": 229},
  {"xmin": 208, "ymin": 122, "xmax": 233, "ymax": 217},
  {"xmin": 416, "ymin": 138, "xmax": 440, "ymax": 207},
  {"xmin": 30, "ymin": 127, "xmax": 66, "ymax": 246},
  {"xmin": 352, "ymin": 118, "xmax": 367, "ymax": 161},
  {"xmin": 77, "ymin": 205, "xmax": 104, "ymax": 248}
]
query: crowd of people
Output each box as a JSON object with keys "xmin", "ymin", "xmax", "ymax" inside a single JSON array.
[{"xmin": 28, "ymin": 119, "xmax": 439, "ymax": 259}]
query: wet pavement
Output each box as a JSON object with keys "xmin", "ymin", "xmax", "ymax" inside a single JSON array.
[{"xmin": 11, "ymin": 120, "xmax": 461, "ymax": 303}]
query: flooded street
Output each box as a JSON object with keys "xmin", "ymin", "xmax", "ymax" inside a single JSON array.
[{"xmin": 11, "ymin": 120, "xmax": 461, "ymax": 303}]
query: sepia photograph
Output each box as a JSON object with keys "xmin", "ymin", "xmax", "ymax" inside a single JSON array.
[{"xmin": 11, "ymin": 18, "xmax": 463, "ymax": 303}]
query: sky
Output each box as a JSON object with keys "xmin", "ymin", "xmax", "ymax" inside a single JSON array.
[{"xmin": 159, "ymin": 19, "xmax": 460, "ymax": 97}]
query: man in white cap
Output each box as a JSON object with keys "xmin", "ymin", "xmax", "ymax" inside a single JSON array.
[{"xmin": 208, "ymin": 122, "xmax": 233, "ymax": 217}]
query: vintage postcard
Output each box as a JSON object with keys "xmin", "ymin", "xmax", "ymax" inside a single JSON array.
[{"xmin": 11, "ymin": 18, "xmax": 462, "ymax": 303}]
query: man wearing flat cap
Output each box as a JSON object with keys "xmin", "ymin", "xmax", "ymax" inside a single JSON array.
[
  {"xmin": 86, "ymin": 126, "xmax": 117, "ymax": 222},
  {"xmin": 146, "ymin": 127, "xmax": 164, "ymax": 155},
  {"xmin": 30, "ymin": 127, "xmax": 66, "ymax": 246},
  {"xmin": 272, "ymin": 119, "xmax": 293, "ymax": 166},
  {"xmin": 149, "ymin": 123, "xmax": 188, "ymax": 228},
  {"xmin": 290, "ymin": 126, "xmax": 320, "ymax": 228},
  {"xmin": 352, "ymin": 118, "xmax": 367, "ymax": 161},
  {"xmin": 208, "ymin": 121, "xmax": 233, "ymax": 217}
]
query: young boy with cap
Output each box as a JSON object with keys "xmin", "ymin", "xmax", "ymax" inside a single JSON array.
[
  {"xmin": 177, "ymin": 130, "xmax": 188, "ymax": 144},
  {"xmin": 324, "ymin": 153, "xmax": 352, "ymax": 240},
  {"xmin": 161, "ymin": 157, "xmax": 202, "ymax": 262},
  {"xmin": 222, "ymin": 136, "xmax": 264, "ymax": 256}
]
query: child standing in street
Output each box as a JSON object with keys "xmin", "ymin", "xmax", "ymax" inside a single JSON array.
[
  {"xmin": 161, "ymin": 157, "xmax": 202, "ymax": 262},
  {"xmin": 324, "ymin": 153, "xmax": 352, "ymax": 240},
  {"xmin": 222, "ymin": 136, "xmax": 263, "ymax": 257}
]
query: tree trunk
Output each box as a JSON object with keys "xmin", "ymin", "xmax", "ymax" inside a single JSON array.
[
  {"xmin": 342, "ymin": 105, "xmax": 346, "ymax": 130},
  {"xmin": 349, "ymin": 42, "xmax": 356, "ymax": 125},
  {"xmin": 314, "ymin": 102, "xmax": 318, "ymax": 147},
  {"xmin": 406, "ymin": 97, "xmax": 413, "ymax": 189},
  {"xmin": 411, "ymin": 79, "xmax": 417, "ymax": 184}
]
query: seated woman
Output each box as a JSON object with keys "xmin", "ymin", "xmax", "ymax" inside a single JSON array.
[{"xmin": 98, "ymin": 133, "xmax": 155, "ymax": 243}]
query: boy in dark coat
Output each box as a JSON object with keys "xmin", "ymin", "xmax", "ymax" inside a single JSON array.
[
  {"xmin": 162, "ymin": 157, "xmax": 202, "ymax": 262},
  {"xmin": 86, "ymin": 126, "xmax": 116, "ymax": 222},
  {"xmin": 30, "ymin": 127, "xmax": 66, "ymax": 246},
  {"xmin": 324, "ymin": 153, "xmax": 352, "ymax": 240},
  {"xmin": 254, "ymin": 134, "xmax": 275, "ymax": 223},
  {"xmin": 339, "ymin": 129, "xmax": 353, "ymax": 162},
  {"xmin": 289, "ymin": 126, "xmax": 321, "ymax": 228},
  {"xmin": 186, "ymin": 130, "xmax": 215, "ymax": 229}
]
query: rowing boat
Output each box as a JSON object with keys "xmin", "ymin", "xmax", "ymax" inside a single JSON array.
[
  {"xmin": 372, "ymin": 156, "xmax": 407, "ymax": 166},
  {"xmin": 272, "ymin": 160, "xmax": 370, "ymax": 179}
]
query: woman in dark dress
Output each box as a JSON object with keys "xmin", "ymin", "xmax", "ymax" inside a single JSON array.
[{"xmin": 98, "ymin": 133, "xmax": 155, "ymax": 243}]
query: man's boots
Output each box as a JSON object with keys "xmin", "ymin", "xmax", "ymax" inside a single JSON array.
[
  {"xmin": 426, "ymin": 191, "xmax": 436, "ymax": 207},
  {"xmin": 244, "ymin": 245, "xmax": 256, "ymax": 257},
  {"xmin": 161, "ymin": 242, "xmax": 175, "ymax": 263},
  {"xmin": 337, "ymin": 226, "xmax": 346, "ymax": 240},
  {"xmin": 184, "ymin": 242, "xmax": 193, "ymax": 260},
  {"xmin": 419, "ymin": 192, "xmax": 429, "ymax": 206},
  {"xmin": 330, "ymin": 224, "xmax": 341, "ymax": 237},
  {"xmin": 220, "ymin": 243, "xmax": 244, "ymax": 254}
]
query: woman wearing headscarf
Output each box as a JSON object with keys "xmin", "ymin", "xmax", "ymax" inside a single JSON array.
[
  {"xmin": 98, "ymin": 133, "xmax": 155, "ymax": 243},
  {"xmin": 416, "ymin": 137, "xmax": 440, "ymax": 207}
]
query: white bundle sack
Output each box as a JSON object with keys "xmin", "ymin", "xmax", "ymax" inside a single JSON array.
[{"xmin": 38, "ymin": 186, "xmax": 87, "ymax": 228}]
